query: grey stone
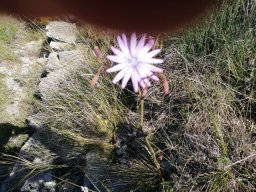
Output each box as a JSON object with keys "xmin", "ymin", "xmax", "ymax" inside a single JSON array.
[
  {"xmin": 116, "ymin": 144, "xmax": 127, "ymax": 155},
  {"xmin": 39, "ymin": 50, "xmax": 86, "ymax": 100},
  {"xmin": 83, "ymin": 150, "xmax": 110, "ymax": 191},
  {"xmin": 36, "ymin": 57, "xmax": 48, "ymax": 65},
  {"xmin": 4, "ymin": 134, "xmax": 29, "ymax": 151},
  {"xmin": 14, "ymin": 40, "xmax": 43, "ymax": 57},
  {"xmin": 44, "ymin": 181, "xmax": 56, "ymax": 192},
  {"xmin": 20, "ymin": 56, "xmax": 33, "ymax": 65},
  {"xmin": 46, "ymin": 21, "xmax": 77, "ymax": 44},
  {"xmin": 20, "ymin": 56, "xmax": 36, "ymax": 75},
  {"xmin": 46, "ymin": 50, "xmax": 84, "ymax": 72},
  {"xmin": 6, "ymin": 101, "xmax": 20, "ymax": 117},
  {"xmin": 5, "ymin": 77, "xmax": 22, "ymax": 93},
  {"xmin": 18, "ymin": 132, "xmax": 56, "ymax": 163},
  {"xmin": 0, "ymin": 133, "xmax": 56, "ymax": 191},
  {"xmin": 38, "ymin": 69, "xmax": 68, "ymax": 100},
  {"xmin": 81, "ymin": 186, "xmax": 89, "ymax": 192},
  {"xmin": 50, "ymin": 41, "xmax": 74, "ymax": 51},
  {"xmin": 26, "ymin": 115, "xmax": 43, "ymax": 129},
  {"xmin": 21, "ymin": 171, "xmax": 56, "ymax": 192}
]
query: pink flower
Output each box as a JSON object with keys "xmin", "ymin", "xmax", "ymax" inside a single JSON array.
[{"xmin": 106, "ymin": 33, "xmax": 164, "ymax": 92}]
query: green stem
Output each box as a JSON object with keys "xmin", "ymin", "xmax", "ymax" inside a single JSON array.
[
  {"xmin": 139, "ymin": 92, "xmax": 164, "ymax": 182},
  {"xmin": 144, "ymin": 136, "xmax": 164, "ymax": 181},
  {"xmin": 140, "ymin": 96, "xmax": 144, "ymax": 131}
]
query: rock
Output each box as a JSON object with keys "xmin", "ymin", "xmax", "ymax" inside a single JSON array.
[
  {"xmin": 46, "ymin": 50, "xmax": 84, "ymax": 72},
  {"xmin": 81, "ymin": 186, "xmax": 89, "ymax": 192},
  {"xmin": 50, "ymin": 41, "xmax": 74, "ymax": 51},
  {"xmin": 44, "ymin": 52, "xmax": 61, "ymax": 72},
  {"xmin": 116, "ymin": 144, "xmax": 127, "ymax": 155},
  {"xmin": 36, "ymin": 57, "xmax": 48, "ymax": 65},
  {"xmin": 39, "ymin": 50, "xmax": 86, "ymax": 100},
  {"xmin": 39, "ymin": 69, "xmax": 68, "ymax": 99},
  {"xmin": 46, "ymin": 21, "xmax": 77, "ymax": 44},
  {"xmin": 83, "ymin": 150, "xmax": 111, "ymax": 191},
  {"xmin": 20, "ymin": 171, "xmax": 56, "ymax": 192},
  {"xmin": 14, "ymin": 40, "xmax": 43, "ymax": 57},
  {"xmin": 20, "ymin": 57, "xmax": 33, "ymax": 65},
  {"xmin": 4, "ymin": 134, "xmax": 29, "ymax": 151},
  {"xmin": 44, "ymin": 181, "xmax": 56, "ymax": 192},
  {"xmin": 0, "ymin": 132, "xmax": 56, "ymax": 191},
  {"xmin": 20, "ymin": 56, "xmax": 34, "ymax": 75},
  {"xmin": 5, "ymin": 77, "xmax": 22, "ymax": 93},
  {"xmin": 19, "ymin": 133, "xmax": 56, "ymax": 162},
  {"xmin": 6, "ymin": 101, "xmax": 20, "ymax": 117},
  {"xmin": 5, "ymin": 77, "xmax": 26, "ymax": 117},
  {"xmin": 26, "ymin": 115, "xmax": 43, "ymax": 129}
]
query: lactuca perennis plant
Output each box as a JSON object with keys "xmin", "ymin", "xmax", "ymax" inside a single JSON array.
[
  {"xmin": 91, "ymin": 33, "xmax": 167, "ymax": 183},
  {"xmin": 106, "ymin": 33, "xmax": 167, "ymax": 181}
]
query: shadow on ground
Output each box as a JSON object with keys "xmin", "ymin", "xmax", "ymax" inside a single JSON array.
[{"xmin": 0, "ymin": 123, "xmax": 31, "ymax": 153}]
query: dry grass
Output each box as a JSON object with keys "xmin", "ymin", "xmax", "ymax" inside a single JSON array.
[
  {"xmin": 36, "ymin": 43, "xmax": 126, "ymax": 147},
  {"xmin": 1, "ymin": 0, "xmax": 256, "ymax": 191}
]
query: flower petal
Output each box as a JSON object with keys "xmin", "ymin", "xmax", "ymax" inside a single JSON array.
[
  {"xmin": 130, "ymin": 33, "xmax": 137, "ymax": 56},
  {"xmin": 117, "ymin": 35, "xmax": 129, "ymax": 55},
  {"xmin": 143, "ymin": 78, "xmax": 151, "ymax": 87},
  {"xmin": 112, "ymin": 68, "xmax": 128, "ymax": 84},
  {"xmin": 131, "ymin": 71, "xmax": 139, "ymax": 92},
  {"xmin": 136, "ymin": 64, "xmax": 156, "ymax": 78},
  {"xmin": 142, "ymin": 49, "xmax": 161, "ymax": 59},
  {"xmin": 150, "ymin": 75, "xmax": 160, "ymax": 81},
  {"xmin": 107, "ymin": 55, "xmax": 126, "ymax": 63},
  {"xmin": 135, "ymin": 66, "xmax": 148, "ymax": 79},
  {"xmin": 139, "ymin": 80, "xmax": 146, "ymax": 89},
  {"xmin": 141, "ymin": 58, "xmax": 164, "ymax": 64},
  {"xmin": 121, "ymin": 68, "xmax": 132, "ymax": 88},
  {"xmin": 106, "ymin": 63, "xmax": 126, "ymax": 73},
  {"xmin": 138, "ymin": 39, "xmax": 155, "ymax": 57},
  {"xmin": 139, "ymin": 78, "xmax": 151, "ymax": 89},
  {"xmin": 141, "ymin": 63, "xmax": 164, "ymax": 73},
  {"xmin": 111, "ymin": 46, "xmax": 125, "ymax": 57},
  {"xmin": 122, "ymin": 34, "xmax": 129, "ymax": 50},
  {"xmin": 137, "ymin": 34, "xmax": 146, "ymax": 51}
]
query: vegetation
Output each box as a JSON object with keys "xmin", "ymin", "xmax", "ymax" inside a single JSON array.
[
  {"xmin": 0, "ymin": 0, "xmax": 256, "ymax": 191},
  {"xmin": 0, "ymin": 16, "xmax": 21, "ymax": 61}
]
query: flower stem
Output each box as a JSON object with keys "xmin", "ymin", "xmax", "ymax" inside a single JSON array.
[
  {"xmin": 139, "ymin": 91, "xmax": 164, "ymax": 182},
  {"xmin": 140, "ymin": 96, "xmax": 144, "ymax": 130},
  {"xmin": 144, "ymin": 136, "xmax": 163, "ymax": 181}
]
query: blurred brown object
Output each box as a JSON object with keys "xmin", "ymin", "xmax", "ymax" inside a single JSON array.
[
  {"xmin": 0, "ymin": 0, "xmax": 215, "ymax": 33},
  {"xmin": 158, "ymin": 73, "xmax": 170, "ymax": 96}
]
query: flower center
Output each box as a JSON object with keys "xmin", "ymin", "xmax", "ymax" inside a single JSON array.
[{"xmin": 127, "ymin": 56, "xmax": 139, "ymax": 67}]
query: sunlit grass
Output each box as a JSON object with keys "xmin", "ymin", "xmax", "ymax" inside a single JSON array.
[{"xmin": 1, "ymin": 0, "xmax": 256, "ymax": 191}]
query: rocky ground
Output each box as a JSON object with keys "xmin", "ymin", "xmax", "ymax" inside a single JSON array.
[{"xmin": 0, "ymin": 20, "xmax": 90, "ymax": 192}]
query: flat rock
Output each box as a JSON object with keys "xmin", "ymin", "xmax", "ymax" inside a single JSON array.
[
  {"xmin": 39, "ymin": 50, "xmax": 86, "ymax": 99},
  {"xmin": 14, "ymin": 40, "xmax": 43, "ymax": 57},
  {"xmin": 46, "ymin": 21, "xmax": 77, "ymax": 44},
  {"xmin": 21, "ymin": 171, "xmax": 56, "ymax": 192},
  {"xmin": 83, "ymin": 150, "xmax": 110, "ymax": 191},
  {"xmin": 39, "ymin": 69, "xmax": 69, "ymax": 100},
  {"xmin": 36, "ymin": 57, "xmax": 48, "ymax": 65},
  {"xmin": 26, "ymin": 114, "xmax": 43, "ymax": 129},
  {"xmin": 0, "ymin": 132, "xmax": 56, "ymax": 191},
  {"xmin": 6, "ymin": 101, "xmax": 20, "ymax": 117},
  {"xmin": 4, "ymin": 134, "xmax": 29, "ymax": 151},
  {"xmin": 46, "ymin": 50, "xmax": 85, "ymax": 72},
  {"xmin": 50, "ymin": 41, "xmax": 74, "ymax": 51}
]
